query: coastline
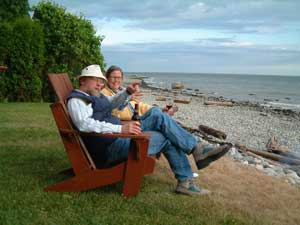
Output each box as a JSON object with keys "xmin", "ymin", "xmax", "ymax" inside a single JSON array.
[
  {"xmin": 124, "ymin": 76, "xmax": 300, "ymax": 186},
  {"xmin": 138, "ymin": 77, "xmax": 300, "ymax": 119}
]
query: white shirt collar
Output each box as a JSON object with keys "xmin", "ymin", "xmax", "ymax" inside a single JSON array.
[{"xmin": 75, "ymin": 89, "xmax": 90, "ymax": 96}]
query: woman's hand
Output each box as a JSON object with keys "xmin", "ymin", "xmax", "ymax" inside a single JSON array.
[
  {"xmin": 162, "ymin": 105, "xmax": 178, "ymax": 116},
  {"xmin": 126, "ymin": 82, "xmax": 142, "ymax": 94},
  {"xmin": 130, "ymin": 92, "xmax": 142, "ymax": 103}
]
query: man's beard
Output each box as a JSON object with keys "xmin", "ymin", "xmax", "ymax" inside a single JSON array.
[{"xmin": 87, "ymin": 89, "xmax": 101, "ymax": 97}]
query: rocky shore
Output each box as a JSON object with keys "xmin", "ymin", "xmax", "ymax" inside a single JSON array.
[{"xmin": 137, "ymin": 82, "xmax": 300, "ymax": 187}]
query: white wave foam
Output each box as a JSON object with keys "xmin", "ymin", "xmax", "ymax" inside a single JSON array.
[{"xmin": 264, "ymin": 101, "xmax": 300, "ymax": 110}]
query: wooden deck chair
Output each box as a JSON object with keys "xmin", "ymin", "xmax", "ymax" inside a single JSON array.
[{"xmin": 45, "ymin": 73, "xmax": 155, "ymax": 197}]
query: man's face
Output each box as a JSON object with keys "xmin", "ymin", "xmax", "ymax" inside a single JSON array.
[
  {"xmin": 80, "ymin": 77, "xmax": 105, "ymax": 96},
  {"xmin": 107, "ymin": 70, "xmax": 123, "ymax": 91}
]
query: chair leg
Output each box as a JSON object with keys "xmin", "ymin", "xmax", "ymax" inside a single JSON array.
[
  {"xmin": 143, "ymin": 156, "xmax": 156, "ymax": 175},
  {"xmin": 44, "ymin": 163, "xmax": 125, "ymax": 192},
  {"xmin": 122, "ymin": 139, "xmax": 149, "ymax": 197}
]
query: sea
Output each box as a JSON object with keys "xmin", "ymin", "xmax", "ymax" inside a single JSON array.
[{"xmin": 125, "ymin": 72, "xmax": 300, "ymax": 111}]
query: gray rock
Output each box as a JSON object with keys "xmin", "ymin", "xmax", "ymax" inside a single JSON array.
[
  {"xmin": 286, "ymin": 170, "xmax": 300, "ymax": 180},
  {"xmin": 264, "ymin": 168, "xmax": 278, "ymax": 176},
  {"xmin": 288, "ymin": 165, "xmax": 300, "ymax": 177},
  {"xmin": 287, "ymin": 177, "xmax": 297, "ymax": 186},
  {"xmin": 256, "ymin": 164, "xmax": 264, "ymax": 170}
]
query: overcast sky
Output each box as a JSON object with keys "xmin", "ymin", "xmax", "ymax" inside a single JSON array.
[{"xmin": 29, "ymin": 0, "xmax": 300, "ymax": 76}]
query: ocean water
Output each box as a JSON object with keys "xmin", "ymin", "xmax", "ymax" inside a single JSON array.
[{"xmin": 125, "ymin": 72, "xmax": 300, "ymax": 111}]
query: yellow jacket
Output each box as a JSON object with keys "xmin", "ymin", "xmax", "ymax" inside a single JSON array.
[{"xmin": 102, "ymin": 86, "xmax": 152, "ymax": 120}]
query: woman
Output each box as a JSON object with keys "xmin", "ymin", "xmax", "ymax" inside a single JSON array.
[{"xmin": 102, "ymin": 65, "xmax": 176, "ymax": 120}]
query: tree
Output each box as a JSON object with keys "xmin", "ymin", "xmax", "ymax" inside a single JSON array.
[
  {"xmin": 0, "ymin": 17, "xmax": 45, "ymax": 101},
  {"xmin": 0, "ymin": 1, "xmax": 106, "ymax": 102},
  {"xmin": 0, "ymin": 0, "xmax": 29, "ymax": 21},
  {"xmin": 32, "ymin": 1, "xmax": 105, "ymax": 101}
]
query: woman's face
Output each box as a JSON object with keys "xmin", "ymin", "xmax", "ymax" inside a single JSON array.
[{"xmin": 107, "ymin": 70, "xmax": 123, "ymax": 91}]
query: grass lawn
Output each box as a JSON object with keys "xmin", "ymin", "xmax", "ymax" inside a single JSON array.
[{"xmin": 0, "ymin": 103, "xmax": 299, "ymax": 225}]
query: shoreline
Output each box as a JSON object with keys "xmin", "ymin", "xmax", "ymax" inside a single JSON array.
[
  {"xmin": 129, "ymin": 73, "xmax": 300, "ymax": 112},
  {"xmin": 138, "ymin": 78, "xmax": 300, "ymax": 120},
  {"xmin": 122, "ymin": 77, "xmax": 300, "ymax": 186},
  {"xmin": 123, "ymin": 76, "xmax": 300, "ymax": 152}
]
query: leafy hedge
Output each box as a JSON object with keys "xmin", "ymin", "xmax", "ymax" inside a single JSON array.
[
  {"xmin": 0, "ymin": 1, "xmax": 105, "ymax": 102},
  {"xmin": 0, "ymin": 18, "xmax": 44, "ymax": 102}
]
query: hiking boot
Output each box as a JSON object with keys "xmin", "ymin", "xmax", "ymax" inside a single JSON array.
[
  {"xmin": 192, "ymin": 142, "xmax": 232, "ymax": 170},
  {"xmin": 175, "ymin": 179, "xmax": 210, "ymax": 196}
]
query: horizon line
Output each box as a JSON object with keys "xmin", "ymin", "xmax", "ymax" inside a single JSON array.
[{"xmin": 123, "ymin": 71, "xmax": 300, "ymax": 77}]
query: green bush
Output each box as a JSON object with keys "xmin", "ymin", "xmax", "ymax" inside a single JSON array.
[
  {"xmin": 0, "ymin": 1, "xmax": 105, "ymax": 102},
  {"xmin": 0, "ymin": 0, "xmax": 29, "ymax": 21},
  {"xmin": 0, "ymin": 17, "xmax": 44, "ymax": 102},
  {"xmin": 33, "ymin": 1, "xmax": 105, "ymax": 101}
]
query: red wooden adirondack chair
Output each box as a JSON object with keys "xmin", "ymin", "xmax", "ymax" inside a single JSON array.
[{"xmin": 45, "ymin": 73, "xmax": 155, "ymax": 197}]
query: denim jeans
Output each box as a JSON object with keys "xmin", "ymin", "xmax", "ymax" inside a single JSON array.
[{"xmin": 106, "ymin": 107, "xmax": 197, "ymax": 181}]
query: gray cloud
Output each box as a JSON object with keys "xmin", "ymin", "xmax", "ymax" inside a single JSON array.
[
  {"xmin": 29, "ymin": 0, "xmax": 300, "ymax": 34},
  {"xmin": 102, "ymin": 41, "xmax": 300, "ymax": 75},
  {"xmin": 28, "ymin": 0, "xmax": 300, "ymax": 75}
]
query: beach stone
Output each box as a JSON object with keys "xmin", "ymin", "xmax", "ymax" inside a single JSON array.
[
  {"xmin": 284, "ymin": 169, "xmax": 297, "ymax": 175},
  {"xmin": 288, "ymin": 165, "xmax": 300, "ymax": 176},
  {"xmin": 264, "ymin": 168, "xmax": 277, "ymax": 176},
  {"xmin": 287, "ymin": 177, "xmax": 297, "ymax": 186},
  {"xmin": 246, "ymin": 156, "xmax": 255, "ymax": 164},
  {"xmin": 256, "ymin": 164, "xmax": 264, "ymax": 170},
  {"xmin": 234, "ymin": 153, "xmax": 244, "ymax": 161},
  {"xmin": 242, "ymin": 161, "xmax": 249, "ymax": 165},
  {"xmin": 254, "ymin": 158, "xmax": 262, "ymax": 164},
  {"xmin": 273, "ymin": 166, "xmax": 284, "ymax": 174},
  {"xmin": 285, "ymin": 170, "xmax": 300, "ymax": 180},
  {"xmin": 262, "ymin": 162, "xmax": 270, "ymax": 168},
  {"xmin": 228, "ymin": 148, "xmax": 237, "ymax": 156}
]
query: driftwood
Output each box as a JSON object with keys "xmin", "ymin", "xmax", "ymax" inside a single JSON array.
[
  {"xmin": 204, "ymin": 101, "xmax": 233, "ymax": 107},
  {"xmin": 176, "ymin": 121, "xmax": 228, "ymax": 145},
  {"xmin": 236, "ymin": 144, "xmax": 300, "ymax": 165},
  {"xmin": 176, "ymin": 121, "xmax": 199, "ymax": 134},
  {"xmin": 198, "ymin": 125, "xmax": 227, "ymax": 140},
  {"xmin": 174, "ymin": 99, "xmax": 191, "ymax": 104},
  {"xmin": 245, "ymin": 151, "xmax": 285, "ymax": 167}
]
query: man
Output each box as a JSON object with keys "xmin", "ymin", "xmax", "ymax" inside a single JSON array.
[{"xmin": 67, "ymin": 64, "xmax": 232, "ymax": 196}]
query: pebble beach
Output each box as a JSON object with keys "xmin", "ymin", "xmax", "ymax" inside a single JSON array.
[
  {"xmin": 138, "ymin": 85, "xmax": 300, "ymax": 186},
  {"xmin": 141, "ymin": 88, "xmax": 300, "ymax": 151}
]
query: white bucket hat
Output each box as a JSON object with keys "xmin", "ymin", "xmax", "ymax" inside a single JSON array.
[{"xmin": 77, "ymin": 64, "xmax": 107, "ymax": 82}]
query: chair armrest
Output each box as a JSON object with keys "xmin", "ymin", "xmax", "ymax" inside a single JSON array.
[
  {"xmin": 58, "ymin": 128, "xmax": 150, "ymax": 139},
  {"xmin": 80, "ymin": 131, "xmax": 151, "ymax": 140},
  {"xmin": 81, "ymin": 131, "xmax": 151, "ymax": 161}
]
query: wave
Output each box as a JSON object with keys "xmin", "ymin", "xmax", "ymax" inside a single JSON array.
[{"xmin": 263, "ymin": 102, "xmax": 300, "ymax": 111}]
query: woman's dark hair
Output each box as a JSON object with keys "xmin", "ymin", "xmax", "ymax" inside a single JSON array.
[{"xmin": 105, "ymin": 65, "xmax": 123, "ymax": 79}]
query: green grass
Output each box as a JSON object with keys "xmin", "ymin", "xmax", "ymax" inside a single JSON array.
[{"xmin": 0, "ymin": 103, "xmax": 265, "ymax": 225}]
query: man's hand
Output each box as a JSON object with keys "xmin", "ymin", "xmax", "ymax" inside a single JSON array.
[{"xmin": 121, "ymin": 121, "xmax": 141, "ymax": 134}]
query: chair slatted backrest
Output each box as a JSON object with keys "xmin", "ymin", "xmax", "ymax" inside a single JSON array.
[
  {"xmin": 48, "ymin": 73, "xmax": 96, "ymax": 174},
  {"xmin": 48, "ymin": 73, "xmax": 74, "ymax": 102}
]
